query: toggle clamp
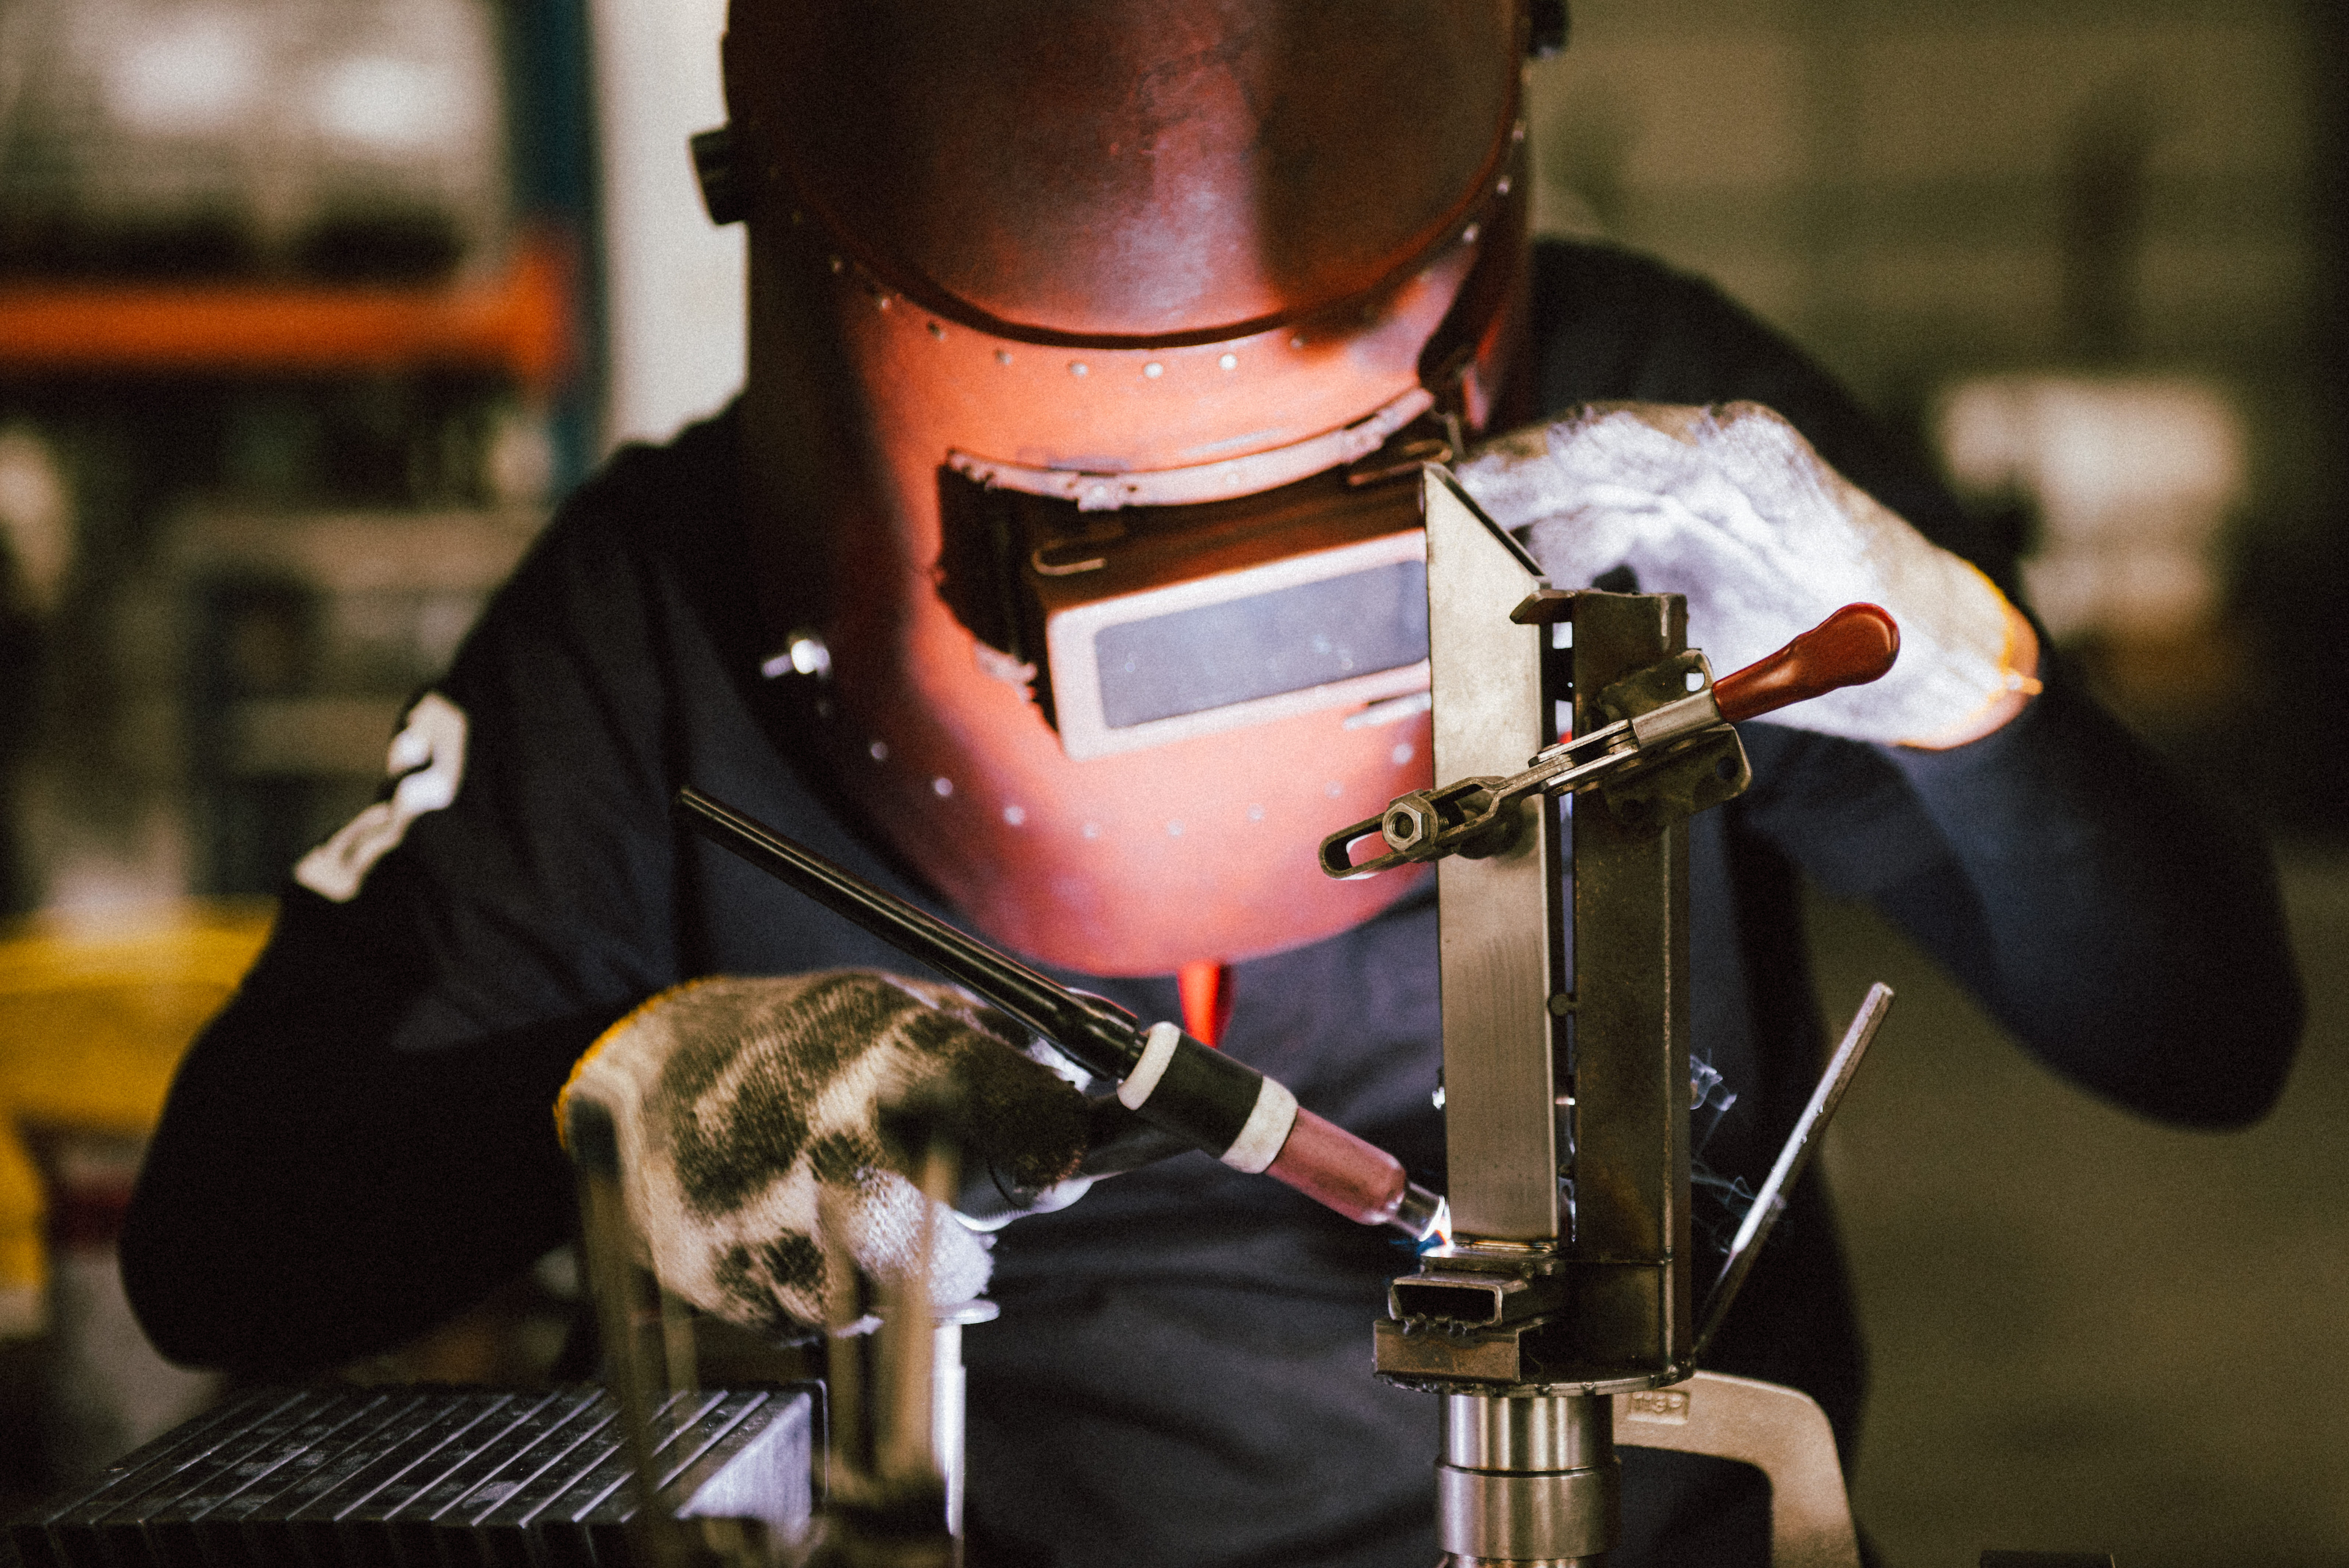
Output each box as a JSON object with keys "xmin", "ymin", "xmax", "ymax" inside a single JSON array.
[{"xmin": 1320, "ymin": 604, "xmax": 1898, "ymax": 880}]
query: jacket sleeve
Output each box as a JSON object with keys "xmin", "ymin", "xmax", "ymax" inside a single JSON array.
[
  {"xmin": 121, "ymin": 448, "xmax": 697, "ymax": 1375},
  {"xmin": 1531, "ymin": 241, "xmax": 2304, "ymax": 1126},
  {"xmin": 1740, "ymin": 681, "xmax": 2301, "ymax": 1127}
]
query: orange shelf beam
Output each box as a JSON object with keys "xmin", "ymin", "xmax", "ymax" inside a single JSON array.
[{"xmin": 0, "ymin": 231, "xmax": 574, "ymax": 390}]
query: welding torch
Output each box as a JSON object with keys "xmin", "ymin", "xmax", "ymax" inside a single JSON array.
[{"xmin": 675, "ymin": 786, "xmax": 1447, "ymax": 1243}]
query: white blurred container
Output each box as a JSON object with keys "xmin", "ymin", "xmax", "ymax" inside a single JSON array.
[{"xmin": 1935, "ymin": 374, "xmax": 2246, "ymax": 644}]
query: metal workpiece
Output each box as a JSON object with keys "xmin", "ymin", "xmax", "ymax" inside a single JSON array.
[
  {"xmin": 1375, "ymin": 596, "xmax": 1701, "ymax": 1385},
  {"xmin": 1379, "ymin": 978, "xmax": 1898, "ymax": 1390},
  {"xmin": 1371, "ymin": 1325, "xmax": 1684, "ymax": 1394},
  {"xmin": 1376, "ymin": 478, "xmax": 1897, "ymax": 1565},
  {"xmin": 1436, "ymin": 1393, "xmax": 1620, "ymax": 1564},
  {"xmin": 1374, "ymin": 474, "xmax": 1693, "ymax": 1386},
  {"xmin": 1565, "ymin": 591, "xmax": 1694, "ymax": 1375},
  {"xmin": 1422, "ymin": 468, "xmax": 1568, "ymax": 1246},
  {"xmin": 1391, "ymin": 1270, "xmax": 1549, "ymax": 1328},
  {"xmin": 1445, "ymin": 1391, "xmax": 1612, "ymax": 1472}
]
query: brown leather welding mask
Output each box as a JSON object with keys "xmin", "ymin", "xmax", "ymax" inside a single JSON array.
[
  {"xmin": 706, "ymin": 0, "xmax": 1552, "ymax": 970},
  {"xmin": 724, "ymin": 0, "xmax": 1528, "ymax": 347},
  {"xmin": 721, "ymin": 0, "xmax": 1535, "ymax": 759}
]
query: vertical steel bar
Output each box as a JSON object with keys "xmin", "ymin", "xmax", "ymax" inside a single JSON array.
[
  {"xmin": 1567, "ymin": 593, "xmax": 1693, "ymax": 1370},
  {"xmin": 1423, "ymin": 471, "xmax": 1567, "ymax": 1244}
]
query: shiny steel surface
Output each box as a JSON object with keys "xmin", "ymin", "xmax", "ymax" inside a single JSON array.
[
  {"xmin": 1444, "ymin": 1392, "xmax": 1611, "ymax": 1471},
  {"xmin": 1565, "ymin": 592, "xmax": 1694, "ymax": 1370},
  {"xmin": 1434, "ymin": 1467, "xmax": 1617, "ymax": 1560},
  {"xmin": 1423, "ymin": 469, "xmax": 1565, "ymax": 1243},
  {"xmin": 1436, "ymin": 1393, "xmax": 1619, "ymax": 1561}
]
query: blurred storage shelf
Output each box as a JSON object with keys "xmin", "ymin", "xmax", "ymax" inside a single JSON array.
[
  {"xmin": 0, "ymin": 235, "xmax": 571, "ymax": 389},
  {"xmin": 171, "ymin": 503, "xmax": 547, "ymax": 596},
  {"xmin": 165, "ymin": 502, "xmax": 545, "ymax": 889}
]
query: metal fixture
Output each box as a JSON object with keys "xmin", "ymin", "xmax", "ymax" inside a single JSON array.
[{"xmin": 1356, "ymin": 469, "xmax": 1894, "ymax": 1567}]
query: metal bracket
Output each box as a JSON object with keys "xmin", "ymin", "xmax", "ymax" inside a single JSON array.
[
  {"xmin": 1589, "ymin": 651, "xmax": 1751, "ymax": 831},
  {"xmin": 1614, "ymin": 1372, "xmax": 1861, "ymax": 1568}
]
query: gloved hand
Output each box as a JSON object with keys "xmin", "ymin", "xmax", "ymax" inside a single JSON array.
[
  {"xmin": 1456, "ymin": 401, "xmax": 2041, "ymax": 748},
  {"xmin": 556, "ymin": 970, "xmax": 1091, "ymax": 1336}
]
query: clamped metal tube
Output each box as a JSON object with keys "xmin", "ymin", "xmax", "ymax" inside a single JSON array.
[{"xmin": 675, "ymin": 787, "xmax": 1445, "ymax": 1241}]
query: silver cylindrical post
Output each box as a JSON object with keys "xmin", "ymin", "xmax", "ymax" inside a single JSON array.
[
  {"xmin": 932, "ymin": 1300, "xmax": 999, "ymax": 1540},
  {"xmin": 1436, "ymin": 1392, "xmax": 1619, "ymax": 1566}
]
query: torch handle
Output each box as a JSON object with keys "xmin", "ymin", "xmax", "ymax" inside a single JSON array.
[{"xmin": 678, "ymin": 786, "xmax": 1445, "ymax": 1241}]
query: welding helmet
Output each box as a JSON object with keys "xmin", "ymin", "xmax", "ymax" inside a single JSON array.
[{"xmin": 715, "ymin": 0, "xmax": 1553, "ymax": 975}]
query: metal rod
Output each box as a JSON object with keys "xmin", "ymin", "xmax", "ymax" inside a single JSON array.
[
  {"xmin": 675, "ymin": 786, "xmax": 1147, "ymax": 1079},
  {"xmin": 569, "ymin": 1098, "xmax": 691, "ymax": 1568},
  {"xmin": 1693, "ymin": 982, "xmax": 1894, "ymax": 1361}
]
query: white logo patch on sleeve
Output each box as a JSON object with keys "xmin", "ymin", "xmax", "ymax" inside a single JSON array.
[{"xmin": 294, "ymin": 691, "xmax": 469, "ymax": 902}]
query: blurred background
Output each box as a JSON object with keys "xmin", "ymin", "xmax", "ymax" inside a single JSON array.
[{"xmin": 0, "ymin": 0, "xmax": 2339, "ymax": 1563}]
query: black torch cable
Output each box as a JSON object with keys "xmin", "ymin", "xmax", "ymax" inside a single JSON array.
[{"xmin": 674, "ymin": 786, "xmax": 1150, "ymax": 1079}]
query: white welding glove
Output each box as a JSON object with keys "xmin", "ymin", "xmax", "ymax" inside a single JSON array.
[
  {"xmin": 557, "ymin": 971, "xmax": 1090, "ymax": 1336},
  {"xmin": 1457, "ymin": 401, "xmax": 2041, "ymax": 748}
]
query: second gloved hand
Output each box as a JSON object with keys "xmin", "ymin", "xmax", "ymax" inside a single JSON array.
[
  {"xmin": 1455, "ymin": 401, "xmax": 2041, "ymax": 748},
  {"xmin": 557, "ymin": 970, "xmax": 1090, "ymax": 1336}
]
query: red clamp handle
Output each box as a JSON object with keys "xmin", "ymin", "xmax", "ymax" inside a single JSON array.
[{"xmin": 1713, "ymin": 604, "xmax": 1900, "ymax": 724}]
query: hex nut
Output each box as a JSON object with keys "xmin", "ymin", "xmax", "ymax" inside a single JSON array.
[{"xmin": 1384, "ymin": 798, "xmax": 1436, "ymax": 850}]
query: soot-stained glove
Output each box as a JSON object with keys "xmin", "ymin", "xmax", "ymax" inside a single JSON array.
[
  {"xmin": 1457, "ymin": 401, "xmax": 2043, "ymax": 748},
  {"xmin": 555, "ymin": 971, "xmax": 1091, "ymax": 1336}
]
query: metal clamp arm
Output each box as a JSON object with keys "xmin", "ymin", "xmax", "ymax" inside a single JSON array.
[{"xmin": 1320, "ymin": 603, "xmax": 1899, "ymax": 879}]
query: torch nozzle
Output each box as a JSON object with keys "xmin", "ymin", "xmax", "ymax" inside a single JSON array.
[{"xmin": 1392, "ymin": 1186, "xmax": 1449, "ymax": 1245}]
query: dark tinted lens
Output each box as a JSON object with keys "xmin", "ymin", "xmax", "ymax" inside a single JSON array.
[{"xmin": 1094, "ymin": 560, "xmax": 1428, "ymax": 729}]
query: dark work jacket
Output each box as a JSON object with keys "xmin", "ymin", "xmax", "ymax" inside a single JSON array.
[{"xmin": 121, "ymin": 242, "xmax": 2303, "ymax": 1568}]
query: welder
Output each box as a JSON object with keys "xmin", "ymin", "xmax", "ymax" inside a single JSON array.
[{"xmin": 119, "ymin": 4, "xmax": 2304, "ymax": 1566}]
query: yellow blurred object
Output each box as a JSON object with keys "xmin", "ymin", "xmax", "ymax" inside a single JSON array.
[{"xmin": 0, "ymin": 902, "xmax": 274, "ymax": 1338}]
